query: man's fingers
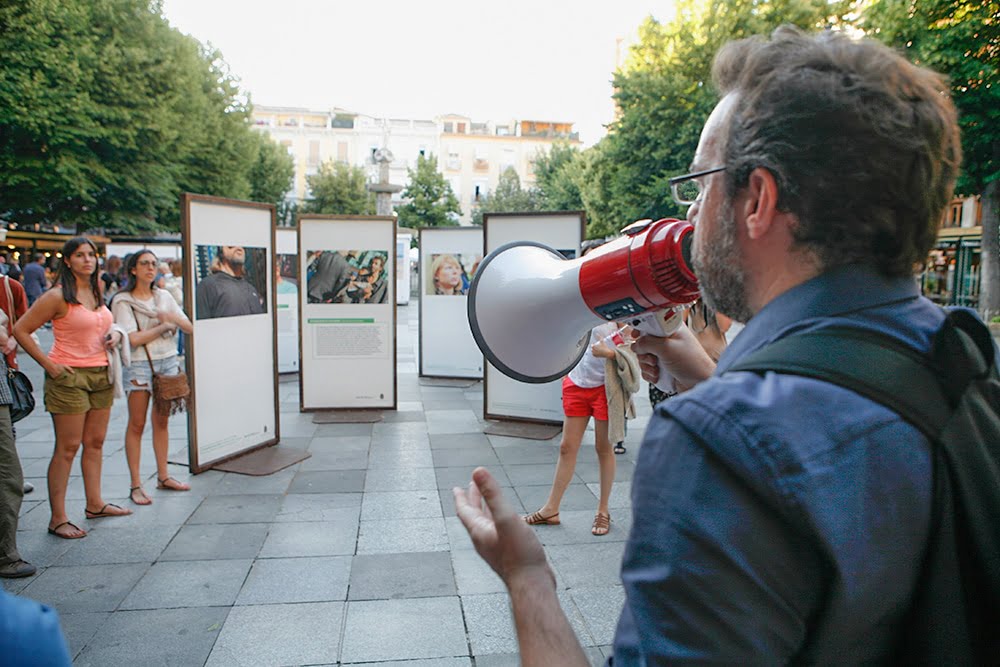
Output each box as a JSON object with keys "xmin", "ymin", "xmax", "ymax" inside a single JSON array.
[{"xmin": 471, "ymin": 467, "xmax": 516, "ymax": 523}]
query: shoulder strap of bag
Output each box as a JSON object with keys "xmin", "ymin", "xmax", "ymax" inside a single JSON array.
[
  {"xmin": 127, "ymin": 303, "xmax": 157, "ymax": 377},
  {"xmin": 728, "ymin": 325, "xmax": 951, "ymax": 437},
  {"xmin": 3, "ymin": 275, "xmax": 14, "ymax": 328}
]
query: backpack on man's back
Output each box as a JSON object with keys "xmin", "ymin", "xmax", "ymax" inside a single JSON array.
[{"xmin": 729, "ymin": 309, "xmax": 1000, "ymax": 664}]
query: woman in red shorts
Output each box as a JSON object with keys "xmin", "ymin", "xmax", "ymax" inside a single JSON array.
[
  {"xmin": 15, "ymin": 237, "xmax": 129, "ymax": 539},
  {"xmin": 523, "ymin": 322, "xmax": 625, "ymax": 536}
]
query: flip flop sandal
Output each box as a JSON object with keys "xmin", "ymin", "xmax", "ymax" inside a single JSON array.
[
  {"xmin": 47, "ymin": 521, "xmax": 86, "ymax": 539},
  {"xmin": 524, "ymin": 511, "xmax": 561, "ymax": 526},
  {"xmin": 157, "ymin": 477, "xmax": 190, "ymax": 491},
  {"xmin": 129, "ymin": 486, "xmax": 152, "ymax": 506},
  {"xmin": 614, "ymin": 444, "xmax": 627, "ymax": 455},
  {"xmin": 84, "ymin": 503, "xmax": 130, "ymax": 519},
  {"xmin": 592, "ymin": 512, "xmax": 611, "ymax": 536}
]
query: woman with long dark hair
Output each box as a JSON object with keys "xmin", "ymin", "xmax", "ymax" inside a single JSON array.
[
  {"xmin": 14, "ymin": 237, "xmax": 129, "ymax": 539},
  {"xmin": 110, "ymin": 251, "xmax": 192, "ymax": 505}
]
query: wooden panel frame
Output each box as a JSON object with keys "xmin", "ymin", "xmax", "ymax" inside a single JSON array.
[
  {"xmin": 297, "ymin": 214, "xmax": 399, "ymax": 412},
  {"xmin": 417, "ymin": 225, "xmax": 484, "ymax": 380},
  {"xmin": 181, "ymin": 193, "xmax": 280, "ymax": 473}
]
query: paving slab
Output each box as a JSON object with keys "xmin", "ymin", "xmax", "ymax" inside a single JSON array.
[
  {"xmin": 349, "ymin": 551, "xmax": 456, "ymax": 600},
  {"xmin": 361, "ymin": 489, "xmax": 444, "ymax": 521},
  {"xmin": 53, "ymin": 524, "xmax": 181, "ymax": 565},
  {"xmin": 187, "ymin": 494, "xmax": 283, "ymax": 524},
  {"xmin": 276, "ymin": 493, "xmax": 362, "ymax": 522},
  {"xmin": 357, "ymin": 518, "xmax": 449, "ymax": 554},
  {"xmin": 159, "ymin": 523, "xmax": 269, "ymax": 561},
  {"xmin": 289, "ymin": 469, "xmax": 366, "ymax": 493},
  {"xmin": 341, "ymin": 596, "xmax": 468, "ymax": 663},
  {"xmin": 21, "ymin": 562, "xmax": 148, "ymax": 613},
  {"xmin": 461, "ymin": 590, "xmax": 595, "ymax": 656},
  {"xmin": 258, "ymin": 519, "xmax": 358, "ymax": 557},
  {"xmin": 570, "ymin": 585, "xmax": 627, "ymax": 646},
  {"xmin": 364, "ymin": 465, "xmax": 438, "ymax": 492},
  {"xmin": 75, "ymin": 606, "xmax": 229, "ymax": 667},
  {"xmin": 207, "ymin": 601, "xmax": 344, "ymax": 667},
  {"xmin": 236, "ymin": 555, "xmax": 351, "ymax": 604},
  {"xmin": 57, "ymin": 611, "xmax": 109, "ymax": 661},
  {"xmin": 120, "ymin": 558, "xmax": 253, "ymax": 610}
]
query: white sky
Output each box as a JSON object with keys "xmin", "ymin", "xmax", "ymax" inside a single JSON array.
[{"xmin": 162, "ymin": 0, "xmax": 675, "ymax": 146}]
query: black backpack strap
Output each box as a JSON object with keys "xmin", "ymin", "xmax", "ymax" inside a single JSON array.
[{"xmin": 728, "ymin": 326, "xmax": 950, "ymax": 439}]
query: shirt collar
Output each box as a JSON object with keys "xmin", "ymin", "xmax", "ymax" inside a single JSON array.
[{"xmin": 715, "ymin": 264, "xmax": 920, "ymax": 374}]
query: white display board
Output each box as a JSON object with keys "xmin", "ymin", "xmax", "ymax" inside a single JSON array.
[
  {"xmin": 275, "ymin": 227, "xmax": 299, "ymax": 373},
  {"xmin": 483, "ymin": 212, "xmax": 585, "ymax": 424},
  {"xmin": 299, "ymin": 215, "xmax": 397, "ymax": 410},
  {"xmin": 105, "ymin": 242, "xmax": 182, "ymax": 262},
  {"xmin": 419, "ymin": 226, "xmax": 484, "ymax": 379},
  {"xmin": 182, "ymin": 194, "xmax": 279, "ymax": 472},
  {"xmin": 396, "ymin": 232, "xmax": 412, "ymax": 306}
]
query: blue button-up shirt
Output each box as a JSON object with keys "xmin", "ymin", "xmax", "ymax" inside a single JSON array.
[{"xmin": 611, "ymin": 264, "xmax": 941, "ymax": 664}]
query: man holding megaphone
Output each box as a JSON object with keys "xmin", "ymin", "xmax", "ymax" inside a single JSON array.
[{"xmin": 454, "ymin": 25, "xmax": 991, "ymax": 665}]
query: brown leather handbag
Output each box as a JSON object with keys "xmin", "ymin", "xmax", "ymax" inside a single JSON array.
[{"xmin": 131, "ymin": 305, "xmax": 190, "ymax": 416}]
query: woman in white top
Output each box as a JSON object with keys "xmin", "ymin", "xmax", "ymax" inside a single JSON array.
[{"xmin": 110, "ymin": 251, "xmax": 193, "ymax": 505}]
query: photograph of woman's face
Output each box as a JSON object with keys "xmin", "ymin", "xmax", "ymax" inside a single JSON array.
[{"xmin": 427, "ymin": 253, "xmax": 480, "ymax": 297}]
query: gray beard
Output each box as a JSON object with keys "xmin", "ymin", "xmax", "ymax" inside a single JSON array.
[{"xmin": 692, "ymin": 199, "xmax": 753, "ymax": 323}]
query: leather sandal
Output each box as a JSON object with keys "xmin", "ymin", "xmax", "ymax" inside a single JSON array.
[
  {"xmin": 84, "ymin": 503, "xmax": 131, "ymax": 519},
  {"xmin": 48, "ymin": 521, "xmax": 87, "ymax": 539},
  {"xmin": 524, "ymin": 510, "xmax": 560, "ymax": 526},
  {"xmin": 592, "ymin": 512, "xmax": 611, "ymax": 536},
  {"xmin": 129, "ymin": 486, "xmax": 152, "ymax": 506},
  {"xmin": 157, "ymin": 477, "xmax": 190, "ymax": 491}
]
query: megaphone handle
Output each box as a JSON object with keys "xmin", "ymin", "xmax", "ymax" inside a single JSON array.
[
  {"xmin": 654, "ymin": 359, "xmax": 677, "ymax": 393},
  {"xmin": 629, "ymin": 308, "xmax": 686, "ymax": 393}
]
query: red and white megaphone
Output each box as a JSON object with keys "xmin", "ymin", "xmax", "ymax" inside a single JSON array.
[{"xmin": 468, "ymin": 218, "xmax": 699, "ymax": 388}]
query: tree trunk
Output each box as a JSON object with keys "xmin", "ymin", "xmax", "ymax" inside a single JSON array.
[{"xmin": 979, "ymin": 164, "xmax": 1000, "ymax": 320}]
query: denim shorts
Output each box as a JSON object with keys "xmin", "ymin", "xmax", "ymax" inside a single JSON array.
[{"xmin": 124, "ymin": 355, "xmax": 181, "ymax": 393}]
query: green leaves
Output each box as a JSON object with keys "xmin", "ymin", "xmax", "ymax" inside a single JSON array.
[
  {"xmin": 303, "ymin": 161, "xmax": 375, "ymax": 216},
  {"xmin": 397, "ymin": 154, "xmax": 461, "ymax": 228},
  {"xmin": 0, "ymin": 0, "xmax": 263, "ymax": 233}
]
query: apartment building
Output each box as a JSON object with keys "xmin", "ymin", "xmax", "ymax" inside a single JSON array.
[{"xmin": 251, "ymin": 106, "xmax": 580, "ymax": 225}]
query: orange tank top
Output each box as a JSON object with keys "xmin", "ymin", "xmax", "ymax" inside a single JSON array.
[{"xmin": 49, "ymin": 303, "xmax": 113, "ymax": 367}]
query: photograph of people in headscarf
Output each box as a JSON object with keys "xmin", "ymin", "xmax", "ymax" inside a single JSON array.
[
  {"xmin": 426, "ymin": 253, "xmax": 482, "ymax": 296},
  {"xmin": 194, "ymin": 245, "xmax": 268, "ymax": 320},
  {"xmin": 306, "ymin": 250, "xmax": 389, "ymax": 304}
]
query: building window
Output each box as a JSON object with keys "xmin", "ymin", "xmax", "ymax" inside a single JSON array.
[
  {"xmin": 337, "ymin": 142, "xmax": 348, "ymax": 163},
  {"xmin": 443, "ymin": 122, "xmax": 454, "ymax": 133},
  {"xmin": 308, "ymin": 141, "xmax": 320, "ymax": 167},
  {"xmin": 456, "ymin": 122, "xmax": 466, "ymax": 134}
]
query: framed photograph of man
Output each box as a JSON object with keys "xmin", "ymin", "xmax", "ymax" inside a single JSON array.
[
  {"xmin": 181, "ymin": 193, "xmax": 279, "ymax": 473},
  {"xmin": 193, "ymin": 245, "xmax": 269, "ymax": 320},
  {"xmin": 306, "ymin": 250, "xmax": 390, "ymax": 305}
]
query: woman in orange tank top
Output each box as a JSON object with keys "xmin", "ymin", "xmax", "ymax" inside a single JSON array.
[{"xmin": 14, "ymin": 238, "xmax": 130, "ymax": 539}]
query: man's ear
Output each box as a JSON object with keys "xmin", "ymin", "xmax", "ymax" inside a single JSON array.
[{"xmin": 741, "ymin": 167, "xmax": 780, "ymax": 241}]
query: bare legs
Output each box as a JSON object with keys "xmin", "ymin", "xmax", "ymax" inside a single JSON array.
[
  {"xmin": 529, "ymin": 415, "xmax": 616, "ymax": 534},
  {"xmin": 49, "ymin": 407, "xmax": 129, "ymax": 538},
  {"xmin": 125, "ymin": 388, "xmax": 188, "ymax": 505}
]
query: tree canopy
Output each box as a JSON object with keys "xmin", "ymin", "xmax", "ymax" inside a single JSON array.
[
  {"xmin": 397, "ymin": 154, "xmax": 461, "ymax": 228},
  {"xmin": 248, "ymin": 132, "xmax": 295, "ymax": 223},
  {"xmin": 470, "ymin": 168, "xmax": 546, "ymax": 226},
  {"xmin": 302, "ymin": 161, "xmax": 375, "ymax": 215},
  {"xmin": 0, "ymin": 0, "xmax": 262, "ymax": 233},
  {"xmin": 862, "ymin": 0, "xmax": 1000, "ymax": 313}
]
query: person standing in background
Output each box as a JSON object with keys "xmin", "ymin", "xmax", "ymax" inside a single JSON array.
[{"xmin": 23, "ymin": 255, "xmax": 47, "ymax": 307}]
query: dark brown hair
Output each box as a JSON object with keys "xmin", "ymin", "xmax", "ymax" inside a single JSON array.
[
  {"xmin": 712, "ymin": 26, "xmax": 961, "ymax": 277},
  {"xmin": 58, "ymin": 237, "xmax": 102, "ymax": 306}
]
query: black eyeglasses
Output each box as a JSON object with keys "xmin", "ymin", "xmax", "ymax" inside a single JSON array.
[{"xmin": 669, "ymin": 166, "xmax": 726, "ymax": 206}]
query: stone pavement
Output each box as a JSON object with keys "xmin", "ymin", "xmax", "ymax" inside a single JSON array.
[{"xmin": 4, "ymin": 303, "xmax": 652, "ymax": 666}]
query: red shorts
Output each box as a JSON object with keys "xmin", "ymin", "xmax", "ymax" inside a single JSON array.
[{"xmin": 562, "ymin": 376, "xmax": 608, "ymax": 421}]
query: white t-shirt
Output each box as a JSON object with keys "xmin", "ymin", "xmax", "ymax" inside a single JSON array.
[
  {"xmin": 111, "ymin": 290, "xmax": 184, "ymax": 361},
  {"xmin": 568, "ymin": 322, "xmax": 623, "ymax": 389}
]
